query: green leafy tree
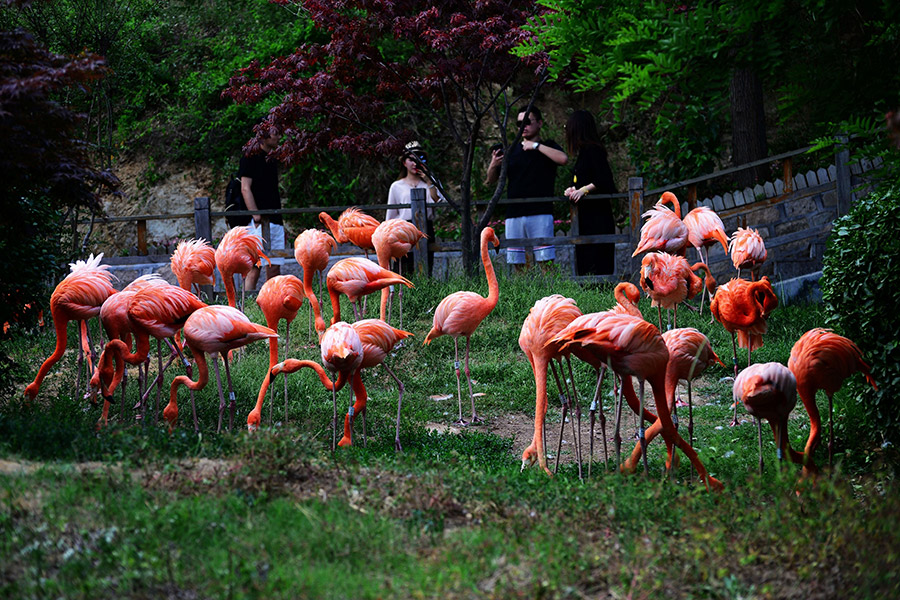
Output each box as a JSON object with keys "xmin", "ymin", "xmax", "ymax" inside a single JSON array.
[{"xmin": 518, "ymin": 0, "xmax": 900, "ymax": 188}]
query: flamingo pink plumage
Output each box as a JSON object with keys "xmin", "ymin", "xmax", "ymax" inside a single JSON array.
[
  {"xmin": 729, "ymin": 227, "xmax": 767, "ymax": 280},
  {"xmin": 170, "ymin": 238, "xmax": 216, "ymax": 295},
  {"xmin": 711, "ymin": 276, "xmax": 778, "ymax": 426},
  {"xmin": 622, "ymin": 327, "xmax": 724, "ymax": 474},
  {"xmin": 788, "ymin": 328, "xmax": 877, "ymax": 469},
  {"xmin": 293, "ymin": 228, "xmax": 337, "ymax": 335},
  {"xmin": 519, "ymin": 295, "xmax": 583, "ymax": 475},
  {"xmin": 318, "ymin": 207, "xmax": 379, "ymax": 258},
  {"xmin": 372, "ymin": 218, "xmax": 427, "ymax": 324},
  {"xmin": 639, "ymin": 252, "xmax": 714, "ymax": 330},
  {"xmin": 549, "ymin": 313, "xmax": 723, "ymax": 491},
  {"xmin": 256, "ymin": 274, "xmax": 305, "ymax": 423},
  {"xmin": 632, "ymin": 191, "xmax": 689, "ymax": 257},
  {"xmin": 339, "ymin": 319, "xmax": 414, "ymax": 450},
  {"xmin": 424, "ymin": 227, "xmax": 500, "ymax": 425},
  {"xmin": 165, "ymin": 305, "xmax": 276, "ymax": 432},
  {"xmin": 24, "ymin": 253, "xmax": 116, "ymax": 401},
  {"xmin": 326, "ymin": 257, "xmax": 412, "ymax": 324},
  {"xmin": 248, "ymin": 358, "xmax": 340, "ymax": 432},
  {"xmin": 320, "ymin": 321, "xmax": 364, "ymax": 450},
  {"xmin": 733, "ymin": 362, "xmax": 804, "ymax": 474},
  {"xmin": 215, "ymin": 226, "xmax": 269, "ymax": 308},
  {"xmin": 682, "ymin": 206, "xmax": 729, "ymax": 312},
  {"xmin": 612, "ymin": 282, "xmax": 642, "ymax": 317}
]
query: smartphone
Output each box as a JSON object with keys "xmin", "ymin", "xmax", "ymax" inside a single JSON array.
[{"xmin": 490, "ymin": 143, "xmax": 504, "ymax": 155}]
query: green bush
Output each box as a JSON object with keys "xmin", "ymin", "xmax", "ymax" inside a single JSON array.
[{"xmin": 821, "ymin": 180, "xmax": 900, "ymax": 460}]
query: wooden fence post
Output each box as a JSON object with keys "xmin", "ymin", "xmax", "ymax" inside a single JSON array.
[
  {"xmin": 193, "ymin": 197, "xmax": 214, "ymax": 299},
  {"xmin": 137, "ymin": 219, "xmax": 147, "ymax": 255},
  {"xmin": 628, "ymin": 177, "xmax": 644, "ymax": 276},
  {"xmin": 194, "ymin": 197, "xmax": 212, "ymax": 242},
  {"xmin": 834, "ymin": 133, "xmax": 851, "ymax": 217},
  {"xmin": 410, "ymin": 187, "xmax": 428, "ymax": 277}
]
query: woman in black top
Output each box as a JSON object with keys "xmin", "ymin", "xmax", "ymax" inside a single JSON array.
[{"xmin": 564, "ymin": 110, "xmax": 617, "ymax": 276}]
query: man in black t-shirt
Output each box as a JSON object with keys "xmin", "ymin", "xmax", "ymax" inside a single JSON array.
[
  {"xmin": 486, "ymin": 106, "xmax": 568, "ymax": 272},
  {"xmin": 239, "ymin": 123, "xmax": 283, "ymax": 290}
]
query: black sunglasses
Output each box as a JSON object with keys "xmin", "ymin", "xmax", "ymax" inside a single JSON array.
[{"xmin": 517, "ymin": 118, "xmax": 532, "ymax": 127}]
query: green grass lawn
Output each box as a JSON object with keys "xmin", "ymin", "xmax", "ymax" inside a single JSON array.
[{"xmin": 1, "ymin": 266, "xmax": 897, "ymax": 598}]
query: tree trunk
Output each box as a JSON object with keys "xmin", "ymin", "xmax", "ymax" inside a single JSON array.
[{"xmin": 729, "ymin": 67, "xmax": 768, "ymax": 187}]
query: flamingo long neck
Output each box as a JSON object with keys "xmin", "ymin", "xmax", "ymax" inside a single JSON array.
[
  {"xmin": 482, "ymin": 234, "xmax": 499, "ymax": 309},
  {"xmin": 302, "ymin": 270, "xmax": 326, "ymax": 334},
  {"xmin": 529, "ymin": 355, "xmax": 550, "ymax": 472},
  {"xmin": 222, "ymin": 271, "xmax": 237, "ymax": 308},
  {"xmin": 322, "ymin": 215, "xmax": 347, "ymax": 243},
  {"xmin": 24, "ymin": 315, "xmax": 70, "ymax": 398},
  {"xmin": 661, "ymin": 193, "xmax": 682, "ymax": 218}
]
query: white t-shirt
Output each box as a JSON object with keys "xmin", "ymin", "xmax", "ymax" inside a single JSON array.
[{"xmin": 386, "ymin": 179, "xmax": 442, "ymax": 222}]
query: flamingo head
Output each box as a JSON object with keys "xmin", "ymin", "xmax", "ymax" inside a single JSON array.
[
  {"xmin": 162, "ymin": 403, "xmax": 178, "ymax": 432},
  {"xmin": 247, "ymin": 410, "xmax": 260, "ymax": 432},
  {"xmin": 23, "ymin": 383, "xmax": 38, "ymax": 401}
]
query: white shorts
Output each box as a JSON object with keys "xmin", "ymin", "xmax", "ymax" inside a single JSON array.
[
  {"xmin": 247, "ymin": 222, "xmax": 286, "ymax": 266},
  {"xmin": 505, "ymin": 214, "xmax": 555, "ymax": 264}
]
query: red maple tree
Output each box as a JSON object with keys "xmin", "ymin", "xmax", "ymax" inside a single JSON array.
[{"xmin": 224, "ymin": 0, "xmax": 550, "ymax": 274}]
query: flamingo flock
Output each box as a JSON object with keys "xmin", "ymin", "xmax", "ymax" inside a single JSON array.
[{"xmin": 20, "ymin": 194, "xmax": 877, "ymax": 490}]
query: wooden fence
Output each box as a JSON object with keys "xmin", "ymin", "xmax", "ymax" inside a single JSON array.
[{"xmin": 91, "ymin": 138, "xmax": 875, "ymax": 281}]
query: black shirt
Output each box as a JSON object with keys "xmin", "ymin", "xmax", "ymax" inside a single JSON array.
[
  {"xmin": 505, "ymin": 139, "xmax": 564, "ymax": 218},
  {"xmin": 238, "ymin": 153, "xmax": 282, "ymax": 225}
]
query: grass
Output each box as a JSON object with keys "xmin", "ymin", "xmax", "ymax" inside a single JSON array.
[{"xmin": 1, "ymin": 264, "xmax": 898, "ymax": 598}]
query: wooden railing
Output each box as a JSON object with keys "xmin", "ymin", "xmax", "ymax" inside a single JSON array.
[{"xmin": 90, "ymin": 138, "xmax": 869, "ymax": 280}]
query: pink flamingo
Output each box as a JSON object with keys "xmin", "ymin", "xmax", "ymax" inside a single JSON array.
[
  {"xmin": 293, "ymin": 228, "xmax": 337, "ymax": 336},
  {"xmin": 639, "ymin": 252, "xmax": 715, "ymax": 330},
  {"xmin": 247, "ymin": 358, "xmax": 339, "ymax": 432},
  {"xmin": 25, "ymin": 253, "xmax": 116, "ymax": 402},
  {"xmin": 319, "ymin": 207, "xmax": 380, "ymax": 258},
  {"xmin": 165, "ymin": 305, "xmax": 276, "ymax": 432},
  {"xmin": 340, "ymin": 319, "xmax": 414, "ymax": 450},
  {"xmin": 215, "ymin": 226, "xmax": 268, "ymax": 309},
  {"xmin": 730, "ymin": 227, "xmax": 767, "ymax": 280},
  {"xmin": 632, "ymin": 191, "xmax": 689, "ymax": 257},
  {"xmin": 256, "ymin": 275, "xmax": 305, "ymax": 423},
  {"xmin": 788, "ymin": 328, "xmax": 877, "ymax": 469},
  {"xmin": 424, "ymin": 227, "xmax": 500, "ymax": 425},
  {"xmin": 518, "ymin": 295, "xmax": 582, "ymax": 476},
  {"xmin": 550, "ymin": 313, "xmax": 723, "ymax": 491},
  {"xmin": 170, "ymin": 238, "xmax": 216, "ymax": 296},
  {"xmin": 682, "ymin": 206, "xmax": 729, "ymax": 312},
  {"xmin": 326, "ymin": 257, "xmax": 412, "ymax": 324},
  {"xmin": 710, "ymin": 276, "xmax": 778, "ymax": 425},
  {"xmin": 733, "ymin": 362, "xmax": 804, "ymax": 474},
  {"xmin": 372, "ymin": 218, "xmax": 427, "ymax": 325},
  {"xmin": 320, "ymin": 321, "xmax": 364, "ymax": 450}
]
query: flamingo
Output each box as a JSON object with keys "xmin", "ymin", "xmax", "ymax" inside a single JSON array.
[
  {"xmin": 632, "ymin": 191, "xmax": 689, "ymax": 257},
  {"xmin": 256, "ymin": 275, "xmax": 305, "ymax": 423},
  {"xmin": 92, "ymin": 282, "xmax": 206, "ymax": 427},
  {"xmin": 519, "ymin": 295, "xmax": 583, "ymax": 476},
  {"xmin": 170, "ymin": 238, "xmax": 216, "ymax": 297},
  {"xmin": 24, "ymin": 253, "xmax": 116, "ymax": 402},
  {"xmin": 320, "ymin": 321, "xmax": 364, "ymax": 450},
  {"xmin": 215, "ymin": 226, "xmax": 269, "ymax": 309},
  {"xmin": 733, "ymin": 362, "xmax": 804, "ymax": 474},
  {"xmin": 710, "ymin": 276, "xmax": 778, "ymax": 426},
  {"xmin": 612, "ymin": 282, "xmax": 642, "ymax": 318},
  {"xmin": 622, "ymin": 327, "xmax": 724, "ymax": 475},
  {"xmin": 730, "ymin": 227, "xmax": 767, "ymax": 280},
  {"xmin": 639, "ymin": 252, "xmax": 715, "ymax": 330},
  {"xmin": 340, "ymin": 319, "xmax": 414, "ymax": 450},
  {"xmin": 92, "ymin": 274, "xmax": 168, "ymax": 424},
  {"xmin": 424, "ymin": 227, "xmax": 500, "ymax": 425},
  {"xmin": 165, "ymin": 305, "xmax": 276, "ymax": 432},
  {"xmin": 372, "ymin": 218, "xmax": 427, "ymax": 326},
  {"xmin": 682, "ymin": 206, "xmax": 729, "ymax": 313},
  {"xmin": 248, "ymin": 358, "xmax": 340, "ymax": 432},
  {"xmin": 319, "ymin": 207, "xmax": 379, "ymax": 258},
  {"xmin": 550, "ymin": 313, "xmax": 724, "ymax": 491},
  {"xmin": 326, "ymin": 257, "xmax": 412, "ymax": 324},
  {"xmin": 788, "ymin": 328, "xmax": 877, "ymax": 469},
  {"xmin": 293, "ymin": 228, "xmax": 337, "ymax": 336}
]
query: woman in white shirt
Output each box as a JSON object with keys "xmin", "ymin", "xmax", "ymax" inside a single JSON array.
[{"xmin": 386, "ymin": 141, "xmax": 443, "ymax": 274}]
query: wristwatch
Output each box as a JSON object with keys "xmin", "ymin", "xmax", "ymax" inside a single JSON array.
[{"xmin": 532, "ymin": 142, "xmax": 540, "ymax": 150}]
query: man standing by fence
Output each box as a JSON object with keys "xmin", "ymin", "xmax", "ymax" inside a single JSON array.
[
  {"xmin": 486, "ymin": 106, "xmax": 568, "ymax": 273},
  {"xmin": 240, "ymin": 122, "xmax": 284, "ymax": 290}
]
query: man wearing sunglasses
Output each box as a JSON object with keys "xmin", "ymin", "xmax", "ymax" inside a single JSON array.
[{"xmin": 486, "ymin": 106, "xmax": 568, "ymax": 273}]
